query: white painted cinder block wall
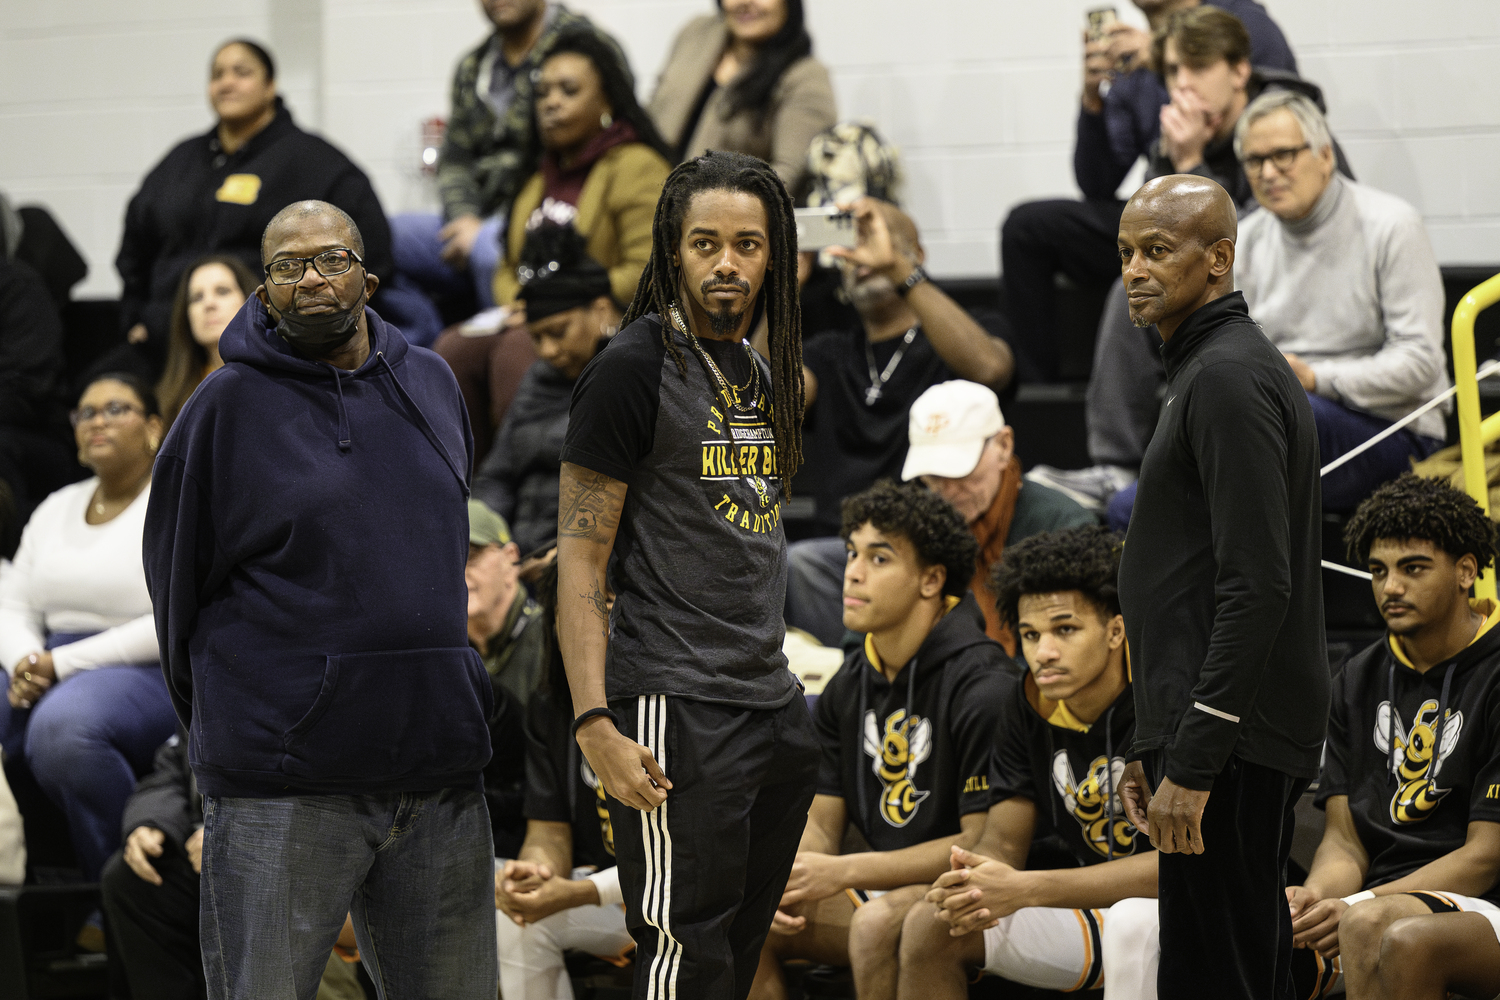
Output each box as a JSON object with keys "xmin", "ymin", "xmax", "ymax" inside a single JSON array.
[{"xmin": 2, "ymin": 0, "xmax": 1497, "ymax": 298}]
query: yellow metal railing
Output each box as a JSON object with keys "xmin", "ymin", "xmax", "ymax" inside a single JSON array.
[{"xmin": 1452, "ymin": 272, "xmax": 1500, "ymax": 600}]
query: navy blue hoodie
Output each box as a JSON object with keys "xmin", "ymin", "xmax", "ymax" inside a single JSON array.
[{"xmin": 143, "ymin": 297, "xmax": 493, "ymax": 798}]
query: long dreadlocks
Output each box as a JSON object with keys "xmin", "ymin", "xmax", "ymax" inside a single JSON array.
[{"xmin": 622, "ymin": 151, "xmax": 804, "ymax": 486}]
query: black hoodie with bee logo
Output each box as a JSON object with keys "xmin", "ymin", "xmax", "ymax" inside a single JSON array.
[
  {"xmin": 1316, "ymin": 600, "xmax": 1500, "ymax": 901},
  {"xmin": 814, "ymin": 593, "xmax": 1017, "ymax": 851},
  {"xmin": 991, "ymin": 672, "xmax": 1153, "ymax": 866}
]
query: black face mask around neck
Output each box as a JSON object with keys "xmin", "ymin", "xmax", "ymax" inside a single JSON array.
[{"xmin": 269, "ymin": 276, "xmax": 369, "ymax": 357}]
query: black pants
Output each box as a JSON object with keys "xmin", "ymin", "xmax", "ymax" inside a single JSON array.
[
  {"xmin": 1153, "ymin": 754, "xmax": 1309, "ymax": 1000},
  {"xmin": 101, "ymin": 845, "xmax": 205, "ymax": 1000},
  {"xmin": 609, "ymin": 694, "xmax": 819, "ymax": 1000},
  {"xmin": 999, "ymin": 197, "xmax": 1125, "ymax": 382}
]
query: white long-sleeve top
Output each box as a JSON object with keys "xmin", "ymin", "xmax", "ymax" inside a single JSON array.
[
  {"xmin": 1237, "ymin": 174, "xmax": 1450, "ymax": 440},
  {"xmin": 0, "ymin": 478, "xmax": 158, "ymax": 682}
]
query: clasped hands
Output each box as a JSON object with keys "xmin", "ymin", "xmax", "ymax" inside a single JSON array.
[
  {"xmin": 494, "ymin": 860, "xmax": 599, "ymax": 927},
  {"xmin": 7, "ymin": 651, "xmax": 55, "ymax": 709}
]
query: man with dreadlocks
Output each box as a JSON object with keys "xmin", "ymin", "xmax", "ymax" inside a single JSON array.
[
  {"xmin": 555, "ymin": 150, "xmax": 817, "ymax": 1000},
  {"xmin": 1275, "ymin": 473, "xmax": 1500, "ymax": 998}
]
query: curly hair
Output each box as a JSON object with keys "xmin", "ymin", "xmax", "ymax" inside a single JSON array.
[
  {"xmin": 990, "ymin": 525, "xmax": 1124, "ymax": 631},
  {"xmin": 623, "ymin": 150, "xmax": 803, "ymax": 486},
  {"xmin": 840, "ymin": 480, "xmax": 978, "ymax": 599},
  {"xmin": 1343, "ymin": 473, "xmax": 1498, "ymax": 570}
]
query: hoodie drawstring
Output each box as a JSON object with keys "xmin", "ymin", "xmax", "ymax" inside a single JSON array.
[
  {"xmin": 329, "ymin": 367, "xmax": 352, "ymax": 451},
  {"xmin": 377, "ymin": 351, "xmax": 470, "ymax": 496},
  {"xmin": 856, "ymin": 652, "xmax": 918, "ymax": 831},
  {"xmin": 1387, "ymin": 657, "xmax": 1457, "ymax": 783}
]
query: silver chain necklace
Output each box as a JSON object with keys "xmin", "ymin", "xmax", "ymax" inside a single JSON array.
[
  {"xmin": 864, "ymin": 325, "xmax": 919, "ymax": 406},
  {"xmin": 668, "ymin": 303, "xmax": 761, "ymax": 412}
]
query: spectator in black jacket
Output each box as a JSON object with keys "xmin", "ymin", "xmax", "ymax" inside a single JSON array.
[
  {"xmin": 999, "ymin": 0, "xmax": 1296, "ymax": 383},
  {"xmin": 1112, "ymin": 175, "xmax": 1327, "ymax": 1000},
  {"xmin": 115, "ymin": 39, "xmax": 410, "ymax": 368},
  {"xmin": 0, "ymin": 255, "xmax": 76, "ymax": 540},
  {"xmin": 472, "ymin": 223, "xmax": 616, "ymax": 553}
]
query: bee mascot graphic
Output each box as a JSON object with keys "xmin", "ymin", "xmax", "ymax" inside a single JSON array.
[
  {"xmin": 863, "ymin": 708, "xmax": 933, "ymax": 827},
  {"xmin": 1051, "ymin": 751, "xmax": 1137, "ymax": 857},
  {"xmin": 579, "ymin": 758, "xmax": 616, "ymax": 855},
  {"xmin": 1375, "ymin": 699, "xmax": 1462, "ymax": 825}
]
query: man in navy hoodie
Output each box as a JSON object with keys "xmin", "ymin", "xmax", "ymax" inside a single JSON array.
[{"xmin": 143, "ymin": 200, "xmax": 497, "ymax": 999}]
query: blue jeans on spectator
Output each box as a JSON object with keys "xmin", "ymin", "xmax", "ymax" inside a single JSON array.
[
  {"xmin": 388, "ymin": 212, "xmax": 504, "ymax": 347},
  {"xmin": 0, "ymin": 637, "xmax": 176, "ymax": 880},
  {"xmin": 200, "ymin": 789, "xmax": 496, "ymax": 1000},
  {"xmin": 784, "ymin": 536, "xmax": 849, "ymax": 647},
  {"xmin": 1106, "ymin": 392, "xmax": 1445, "ymax": 531}
]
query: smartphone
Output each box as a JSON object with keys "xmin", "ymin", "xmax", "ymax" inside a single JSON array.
[
  {"xmin": 794, "ymin": 206, "xmax": 856, "ymax": 253},
  {"xmin": 1086, "ymin": 5, "xmax": 1117, "ymax": 44}
]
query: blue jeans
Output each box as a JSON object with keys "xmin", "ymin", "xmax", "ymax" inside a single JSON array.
[
  {"xmin": 0, "ymin": 655, "xmax": 176, "ymax": 880},
  {"xmin": 200, "ymin": 789, "xmax": 497, "ymax": 1000},
  {"xmin": 388, "ymin": 212, "xmax": 505, "ymax": 346},
  {"xmin": 1106, "ymin": 393, "xmax": 1445, "ymax": 530}
]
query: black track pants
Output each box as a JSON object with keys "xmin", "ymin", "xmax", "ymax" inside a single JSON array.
[
  {"xmin": 608, "ymin": 694, "xmax": 819, "ymax": 1000},
  {"xmin": 1154, "ymin": 754, "xmax": 1309, "ymax": 1000}
]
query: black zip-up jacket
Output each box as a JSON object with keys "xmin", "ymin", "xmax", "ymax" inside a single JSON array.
[
  {"xmin": 116, "ymin": 99, "xmax": 394, "ymax": 353},
  {"xmin": 1318, "ymin": 603, "xmax": 1500, "ymax": 902},
  {"xmin": 1119, "ymin": 292, "xmax": 1328, "ymax": 789},
  {"xmin": 119, "ymin": 727, "xmax": 201, "ymax": 849},
  {"xmin": 814, "ymin": 593, "xmax": 1016, "ymax": 851}
]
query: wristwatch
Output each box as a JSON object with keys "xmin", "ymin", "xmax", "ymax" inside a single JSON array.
[{"xmin": 896, "ymin": 265, "xmax": 928, "ymax": 297}]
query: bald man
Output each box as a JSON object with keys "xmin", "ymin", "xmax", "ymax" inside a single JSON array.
[
  {"xmin": 144, "ymin": 200, "xmax": 499, "ymax": 998},
  {"xmin": 1112, "ymin": 177, "xmax": 1329, "ymax": 1000}
]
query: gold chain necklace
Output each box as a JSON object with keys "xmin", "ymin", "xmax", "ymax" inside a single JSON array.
[{"xmin": 668, "ymin": 303, "xmax": 760, "ymax": 412}]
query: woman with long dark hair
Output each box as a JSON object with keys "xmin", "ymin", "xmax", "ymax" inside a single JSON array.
[
  {"xmin": 648, "ymin": 0, "xmax": 836, "ymax": 196},
  {"xmin": 155, "ymin": 255, "xmax": 258, "ymax": 428}
]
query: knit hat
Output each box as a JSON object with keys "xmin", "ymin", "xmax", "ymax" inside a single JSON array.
[
  {"xmin": 901, "ymin": 381, "xmax": 1005, "ymax": 481},
  {"xmin": 516, "ymin": 221, "xmax": 612, "ymax": 322},
  {"xmin": 468, "ymin": 499, "xmax": 513, "ymax": 547}
]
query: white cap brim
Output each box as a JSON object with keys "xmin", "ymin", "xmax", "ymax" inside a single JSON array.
[{"xmin": 902, "ymin": 438, "xmax": 986, "ymax": 481}]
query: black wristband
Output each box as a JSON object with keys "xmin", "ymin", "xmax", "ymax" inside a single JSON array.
[
  {"xmin": 896, "ymin": 264, "xmax": 928, "ymax": 297},
  {"xmin": 570, "ymin": 706, "xmax": 621, "ymax": 739}
]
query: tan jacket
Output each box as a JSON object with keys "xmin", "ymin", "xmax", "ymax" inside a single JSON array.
[
  {"xmin": 647, "ymin": 14, "xmax": 837, "ymax": 195},
  {"xmin": 494, "ymin": 142, "xmax": 672, "ymax": 307}
]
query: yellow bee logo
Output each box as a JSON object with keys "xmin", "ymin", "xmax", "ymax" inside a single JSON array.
[
  {"xmin": 579, "ymin": 759, "xmax": 616, "ymax": 856},
  {"xmin": 863, "ymin": 708, "xmax": 933, "ymax": 828},
  {"xmin": 1375, "ymin": 700, "xmax": 1462, "ymax": 825},
  {"xmin": 1051, "ymin": 751, "xmax": 1137, "ymax": 857}
]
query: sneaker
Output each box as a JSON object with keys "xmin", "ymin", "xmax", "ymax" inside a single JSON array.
[{"xmin": 1025, "ymin": 464, "xmax": 1138, "ymax": 513}]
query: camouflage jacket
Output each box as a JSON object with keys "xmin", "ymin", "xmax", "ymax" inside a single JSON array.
[{"xmin": 438, "ymin": 5, "xmax": 631, "ymax": 222}]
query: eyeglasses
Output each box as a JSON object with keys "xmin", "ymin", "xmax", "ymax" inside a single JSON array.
[
  {"xmin": 70, "ymin": 401, "xmax": 144, "ymax": 428},
  {"xmin": 1242, "ymin": 144, "xmax": 1310, "ymax": 175},
  {"xmin": 264, "ymin": 248, "xmax": 364, "ymax": 285}
]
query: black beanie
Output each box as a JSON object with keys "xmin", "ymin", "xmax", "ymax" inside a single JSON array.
[{"xmin": 516, "ymin": 222, "xmax": 612, "ymax": 322}]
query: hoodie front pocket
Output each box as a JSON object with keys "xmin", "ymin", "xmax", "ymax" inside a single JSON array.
[{"xmin": 281, "ymin": 646, "xmax": 493, "ymax": 783}]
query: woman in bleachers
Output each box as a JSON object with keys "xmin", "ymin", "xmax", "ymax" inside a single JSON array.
[
  {"xmin": 115, "ymin": 39, "xmax": 399, "ymax": 372},
  {"xmin": 648, "ymin": 0, "xmax": 836, "ymax": 197},
  {"xmin": 473, "ymin": 223, "xmax": 616, "ymax": 554},
  {"xmin": 435, "ymin": 28, "xmax": 671, "ymax": 456},
  {"xmin": 0, "ymin": 374, "xmax": 175, "ymax": 881},
  {"xmin": 155, "ymin": 255, "xmax": 257, "ymax": 429}
]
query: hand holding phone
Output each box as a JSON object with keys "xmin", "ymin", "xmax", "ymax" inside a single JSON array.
[{"xmin": 794, "ymin": 206, "xmax": 857, "ymax": 253}]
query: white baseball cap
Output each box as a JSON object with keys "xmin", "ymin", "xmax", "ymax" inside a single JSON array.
[{"xmin": 901, "ymin": 381, "xmax": 1005, "ymax": 481}]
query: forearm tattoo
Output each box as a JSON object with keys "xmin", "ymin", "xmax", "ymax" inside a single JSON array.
[
  {"xmin": 582, "ymin": 584, "xmax": 610, "ymax": 636},
  {"xmin": 558, "ymin": 467, "xmax": 625, "ymax": 539}
]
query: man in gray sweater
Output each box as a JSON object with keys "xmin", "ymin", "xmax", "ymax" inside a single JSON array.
[{"xmin": 1077, "ymin": 89, "xmax": 1447, "ymax": 522}]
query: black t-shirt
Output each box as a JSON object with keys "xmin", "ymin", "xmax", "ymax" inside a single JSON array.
[
  {"xmin": 522, "ymin": 688, "xmax": 617, "ymax": 872},
  {"xmin": 560, "ymin": 315, "xmax": 796, "ymax": 708},
  {"xmin": 799, "ymin": 325, "xmax": 954, "ymax": 531},
  {"xmin": 1317, "ymin": 615, "xmax": 1500, "ymax": 901},
  {"xmin": 813, "ymin": 594, "xmax": 1013, "ymax": 850},
  {"xmin": 991, "ymin": 677, "xmax": 1150, "ymax": 867}
]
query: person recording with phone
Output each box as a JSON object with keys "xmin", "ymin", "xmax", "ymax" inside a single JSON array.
[{"xmin": 780, "ymin": 198, "xmax": 1017, "ymax": 647}]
